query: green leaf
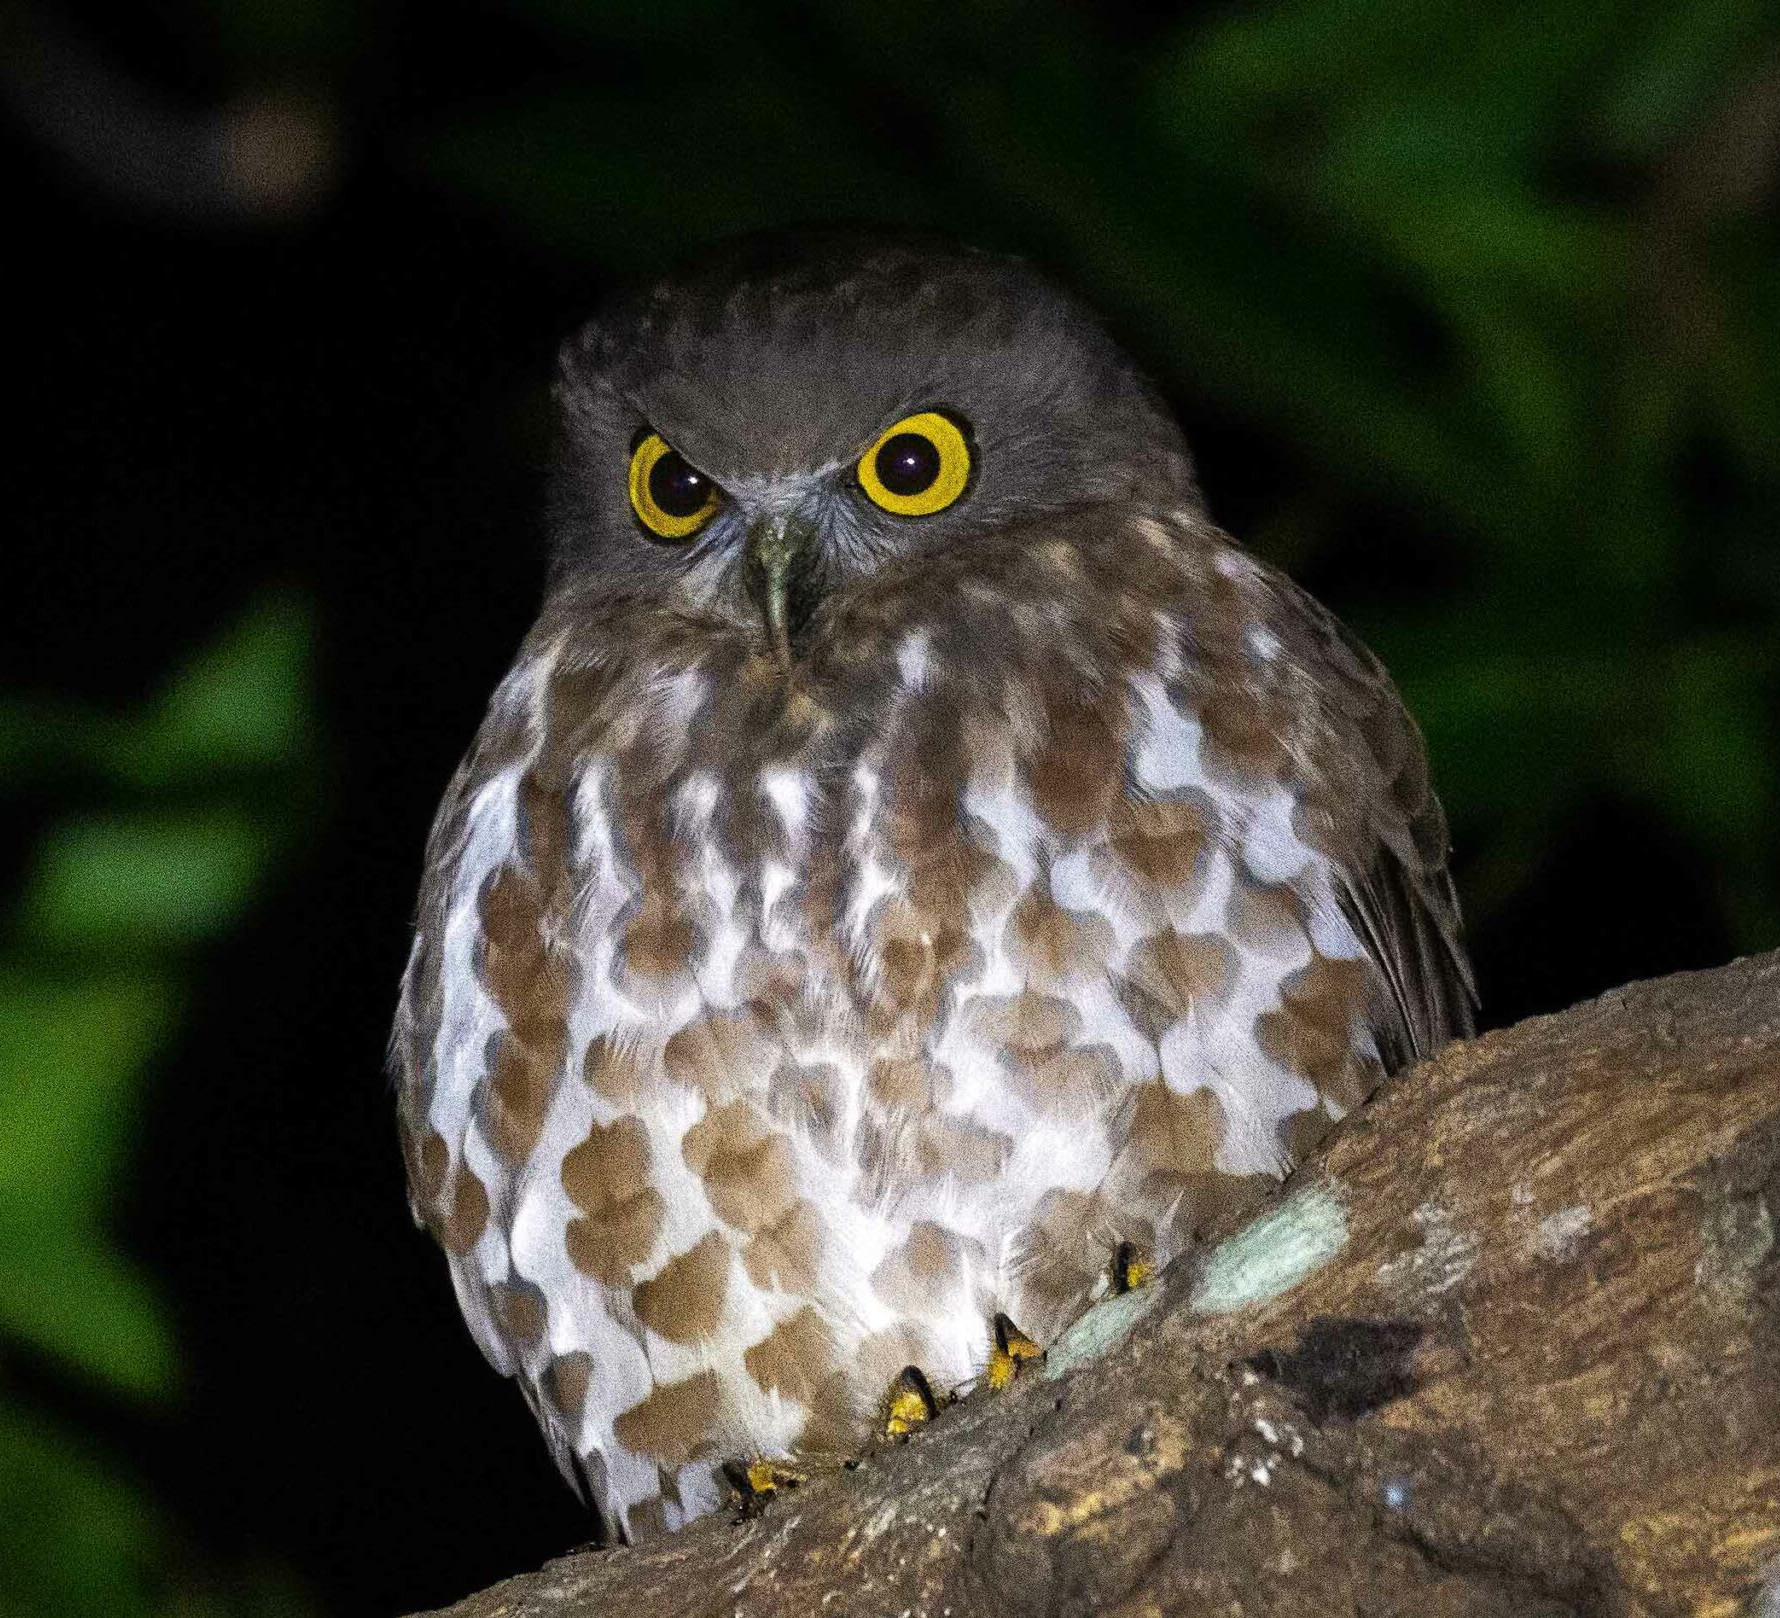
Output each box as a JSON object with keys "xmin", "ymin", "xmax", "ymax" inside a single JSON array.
[
  {"xmin": 1645, "ymin": 636, "xmax": 1775, "ymax": 852},
  {"xmin": 124, "ymin": 595, "xmax": 314, "ymax": 787},
  {"xmin": 0, "ymin": 967, "xmax": 177, "ymax": 1394},
  {"xmin": 0, "ymin": 1403, "xmax": 161, "ymax": 1618},
  {"xmin": 0, "ymin": 1217, "xmax": 176, "ymax": 1398},
  {"xmin": 1591, "ymin": 0, "xmax": 1769, "ymax": 155},
  {"xmin": 17, "ymin": 812, "xmax": 273, "ymax": 951},
  {"xmin": 0, "ymin": 596, "xmax": 312, "ymax": 791},
  {"xmin": 0, "ymin": 970, "xmax": 180, "ymax": 1216}
]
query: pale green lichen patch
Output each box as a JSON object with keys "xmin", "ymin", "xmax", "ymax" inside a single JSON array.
[
  {"xmin": 1043, "ymin": 1281, "xmax": 1165, "ymax": 1380},
  {"xmin": 1189, "ymin": 1186, "xmax": 1349, "ymax": 1315},
  {"xmin": 1038, "ymin": 1186, "xmax": 1352, "ymax": 1379}
]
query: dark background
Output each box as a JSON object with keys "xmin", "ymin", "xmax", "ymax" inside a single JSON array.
[{"xmin": 4, "ymin": 3, "xmax": 1777, "ymax": 1614}]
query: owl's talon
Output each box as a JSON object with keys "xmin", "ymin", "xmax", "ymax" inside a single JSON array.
[
  {"xmin": 1112, "ymin": 1240, "xmax": 1154, "ymax": 1295},
  {"xmin": 723, "ymin": 1458, "xmax": 805, "ymax": 1519},
  {"xmin": 881, "ymin": 1364, "xmax": 941, "ymax": 1439},
  {"xmin": 986, "ymin": 1312, "xmax": 1044, "ymax": 1391}
]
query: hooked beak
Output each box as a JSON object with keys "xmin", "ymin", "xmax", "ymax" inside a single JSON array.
[{"xmin": 745, "ymin": 514, "xmax": 815, "ymax": 670}]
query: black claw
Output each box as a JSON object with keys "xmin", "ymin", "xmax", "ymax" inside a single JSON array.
[
  {"xmin": 897, "ymin": 1363, "xmax": 939, "ymax": 1416},
  {"xmin": 883, "ymin": 1363, "xmax": 941, "ymax": 1437}
]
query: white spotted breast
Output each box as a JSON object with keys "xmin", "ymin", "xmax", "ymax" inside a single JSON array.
[{"xmin": 390, "ymin": 506, "xmax": 1472, "ymax": 1540}]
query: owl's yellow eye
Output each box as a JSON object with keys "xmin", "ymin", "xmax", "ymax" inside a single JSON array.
[
  {"xmin": 856, "ymin": 411, "xmax": 971, "ymax": 517},
  {"xmin": 628, "ymin": 431, "xmax": 721, "ymax": 540}
]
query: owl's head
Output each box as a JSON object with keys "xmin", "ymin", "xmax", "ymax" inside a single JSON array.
[{"xmin": 548, "ymin": 230, "xmax": 1195, "ymax": 663}]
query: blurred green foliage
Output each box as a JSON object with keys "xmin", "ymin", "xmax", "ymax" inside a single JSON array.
[
  {"xmin": 9, "ymin": 1, "xmax": 1780, "ymax": 1613},
  {"xmin": 0, "ymin": 599, "xmax": 315, "ymax": 1617},
  {"xmin": 415, "ymin": 0, "xmax": 1780, "ymax": 940}
]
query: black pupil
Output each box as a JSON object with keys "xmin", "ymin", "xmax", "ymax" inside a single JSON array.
[
  {"xmin": 875, "ymin": 431, "xmax": 941, "ymax": 497},
  {"xmin": 648, "ymin": 450, "xmax": 711, "ymax": 518}
]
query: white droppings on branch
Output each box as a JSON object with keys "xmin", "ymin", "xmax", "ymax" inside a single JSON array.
[
  {"xmin": 1535, "ymin": 1205, "xmax": 1592, "ymax": 1261},
  {"xmin": 1376, "ymin": 1202, "xmax": 1477, "ymax": 1305}
]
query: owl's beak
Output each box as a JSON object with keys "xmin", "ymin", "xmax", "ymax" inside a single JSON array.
[{"xmin": 744, "ymin": 514, "xmax": 815, "ymax": 670}]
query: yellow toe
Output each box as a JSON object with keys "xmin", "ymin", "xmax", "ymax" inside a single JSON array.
[
  {"xmin": 724, "ymin": 1457, "xmax": 805, "ymax": 1517},
  {"xmin": 1112, "ymin": 1241, "xmax": 1153, "ymax": 1295},
  {"xmin": 986, "ymin": 1312, "xmax": 1044, "ymax": 1390},
  {"xmin": 745, "ymin": 1459, "xmax": 804, "ymax": 1494},
  {"xmin": 881, "ymin": 1364, "xmax": 940, "ymax": 1439}
]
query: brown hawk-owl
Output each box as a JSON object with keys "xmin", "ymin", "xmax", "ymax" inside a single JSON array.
[{"xmin": 391, "ymin": 230, "xmax": 1474, "ymax": 1542}]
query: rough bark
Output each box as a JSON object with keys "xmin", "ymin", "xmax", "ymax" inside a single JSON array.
[{"xmin": 418, "ymin": 952, "xmax": 1780, "ymax": 1618}]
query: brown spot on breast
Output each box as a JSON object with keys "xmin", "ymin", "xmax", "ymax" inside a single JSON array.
[
  {"xmin": 662, "ymin": 1009, "xmax": 773, "ymax": 1101},
  {"xmin": 1225, "ymin": 877, "xmax": 1310, "ymax": 956},
  {"xmin": 1005, "ymin": 887, "xmax": 1116, "ymax": 986},
  {"xmin": 742, "ymin": 1198, "xmax": 825, "ymax": 1293},
  {"xmin": 581, "ymin": 1034, "xmax": 648, "ymax": 1105},
  {"xmin": 442, "ymin": 1161, "xmax": 489, "ymax": 1255},
  {"xmin": 861, "ymin": 896, "xmax": 982, "ymax": 1033},
  {"xmin": 1122, "ymin": 1081, "xmax": 1225, "ymax": 1181},
  {"xmin": 1024, "ymin": 691, "xmax": 1127, "ymax": 839},
  {"xmin": 633, "ymin": 1232, "xmax": 732, "ymax": 1344},
  {"xmin": 872, "ymin": 1221, "xmax": 984, "ymax": 1315},
  {"xmin": 1108, "ymin": 1081, "xmax": 1272, "ymax": 1241},
  {"xmin": 562, "ymin": 1115, "xmax": 666, "ymax": 1284},
  {"xmin": 475, "ymin": 861, "xmax": 551, "ymax": 1017},
  {"xmin": 545, "ymin": 1351, "xmax": 592, "ymax": 1418},
  {"xmin": 612, "ymin": 1370, "xmax": 722, "ymax": 1466},
  {"xmin": 1278, "ymin": 1101, "xmax": 1339, "ymax": 1166},
  {"xmin": 882, "ymin": 703, "xmax": 967, "ymax": 871},
  {"xmin": 1106, "ymin": 590, "xmax": 1164, "ymax": 670},
  {"xmin": 477, "ymin": 852, "xmax": 576, "ymax": 1165},
  {"xmin": 412, "ymin": 1127, "xmax": 450, "ymax": 1213},
  {"xmin": 625, "ymin": 1495, "xmax": 671, "ymax": 1542},
  {"xmin": 1256, "ymin": 950, "xmax": 1380, "ymax": 1112},
  {"xmin": 490, "ymin": 1282, "xmax": 547, "ymax": 1347},
  {"xmin": 1009, "ymin": 1043, "xmax": 1119, "ymax": 1114},
  {"xmin": 918, "ymin": 1114, "xmax": 1014, "ymax": 1184},
  {"xmin": 767, "ymin": 1060, "xmax": 845, "ymax": 1153},
  {"xmin": 733, "ymin": 944, "xmax": 815, "ymax": 1022},
  {"xmin": 742, "ymin": 1306, "xmax": 836, "ymax": 1406},
  {"xmin": 867, "ymin": 1057, "xmax": 947, "ymax": 1111},
  {"xmin": 483, "ymin": 1029, "xmax": 563, "ymax": 1168},
  {"xmin": 1118, "ymin": 931, "xmax": 1236, "ymax": 1040},
  {"xmin": 519, "ymin": 763, "xmax": 573, "ymax": 869},
  {"xmin": 1104, "ymin": 792, "xmax": 1213, "ymax": 890},
  {"xmin": 853, "ymin": 1112, "xmax": 900, "ymax": 1203},
  {"xmin": 682, "ymin": 1101, "xmax": 798, "ymax": 1233},
  {"xmin": 1197, "ymin": 687, "xmax": 1292, "ymax": 784},
  {"xmin": 964, "ymin": 992, "xmax": 1080, "ymax": 1071},
  {"xmin": 607, "ymin": 775, "xmax": 704, "ymax": 993},
  {"xmin": 622, "ymin": 891, "xmax": 697, "ymax": 981}
]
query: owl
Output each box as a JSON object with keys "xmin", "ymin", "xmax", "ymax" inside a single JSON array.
[{"xmin": 391, "ymin": 230, "xmax": 1474, "ymax": 1543}]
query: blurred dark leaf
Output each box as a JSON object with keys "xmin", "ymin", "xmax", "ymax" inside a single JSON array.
[
  {"xmin": 0, "ymin": 595, "xmax": 317, "ymax": 1613},
  {"xmin": 20, "ymin": 814, "xmax": 271, "ymax": 949}
]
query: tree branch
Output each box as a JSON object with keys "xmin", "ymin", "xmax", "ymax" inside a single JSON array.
[{"xmin": 417, "ymin": 951, "xmax": 1780, "ymax": 1617}]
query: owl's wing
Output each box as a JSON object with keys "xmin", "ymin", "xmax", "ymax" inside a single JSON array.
[
  {"xmin": 1338, "ymin": 828, "xmax": 1475, "ymax": 1070},
  {"xmin": 388, "ymin": 744, "xmax": 532, "ymax": 1389},
  {"xmin": 1261, "ymin": 571, "xmax": 1476, "ymax": 1069}
]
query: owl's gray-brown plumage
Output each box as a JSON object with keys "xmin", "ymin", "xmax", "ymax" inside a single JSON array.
[{"xmin": 391, "ymin": 231, "xmax": 1474, "ymax": 1542}]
